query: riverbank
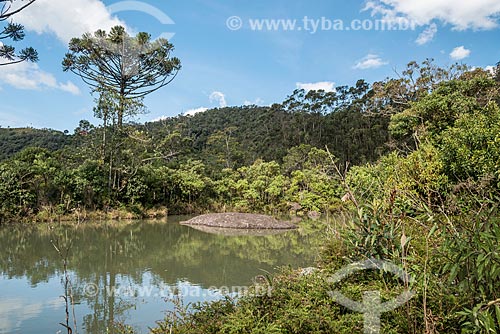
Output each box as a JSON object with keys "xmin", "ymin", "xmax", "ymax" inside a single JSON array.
[
  {"xmin": 1, "ymin": 202, "xmax": 322, "ymax": 226},
  {"xmin": 0, "ymin": 206, "xmax": 169, "ymax": 225}
]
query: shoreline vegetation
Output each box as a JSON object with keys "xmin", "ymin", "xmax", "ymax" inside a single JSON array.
[
  {"xmin": 2, "ymin": 206, "xmax": 170, "ymax": 225},
  {"xmin": 1, "ymin": 60, "xmax": 500, "ymax": 333},
  {"xmin": 0, "ymin": 204, "xmax": 313, "ymax": 226}
]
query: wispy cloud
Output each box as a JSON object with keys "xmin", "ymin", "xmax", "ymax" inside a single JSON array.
[
  {"xmin": 209, "ymin": 91, "xmax": 227, "ymax": 107},
  {"xmin": 166, "ymin": 91, "xmax": 228, "ymax": 118},
  {"xmin": 416, "ymin": 23, "xmax": 437, "ymax": 45},
  {"xmin": 243, "ymin": 98, "xmax": 265, "ymax": 106},
  {"xmin": 365, "ymin": 0, "xmax": 500, "ymax": 30},
  {"xmin": 0, "ymin": 62, "xmax": 81, "ymax": 94},
  {"xmin": 484, "ymin": 65, "xmax": 496, "ymax": 74}
]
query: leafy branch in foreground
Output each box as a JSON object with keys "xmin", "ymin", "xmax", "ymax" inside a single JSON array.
[{"xmin": 0, "ymin": 0, "xmax": 38, "ymax": 65}]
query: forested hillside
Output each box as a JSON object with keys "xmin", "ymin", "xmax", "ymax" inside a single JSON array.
[
  {"xmin": 1, "ymin": 92, "xmax": 389, "ymax": 169},
  {"xmin": 0, "ymin": 73, "xmax": 393, "ymax": 220},
  {"xmin": 145, "ymin": 90, "xmax": 389, "ymax": 171},
  {"xmin": 0, "ymin": 127, "xmax": 70, "ymax": 161},
  {"xmin": 2, "ymin": 60, "xmax": 497, "ymax": 222}
]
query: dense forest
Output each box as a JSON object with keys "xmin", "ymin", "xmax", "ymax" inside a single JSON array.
[
  {"xmin": 0, "ymin": 72, "xmax": 392, "ymax": 221},
  {"xmin": 2, "ymin": 59, "xmax": 500, "ymax": 333}
]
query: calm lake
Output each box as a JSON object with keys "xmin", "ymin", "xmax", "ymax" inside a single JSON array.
[{"xmin": 0, "ymin": 216, "xmax": 322, "ymax": 334}]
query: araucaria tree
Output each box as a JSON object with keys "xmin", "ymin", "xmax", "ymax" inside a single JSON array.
[
  {"xmin": 0, "ymin": 0, "xmax": 38, "ymax": 65},
  {"xmin": 62, "ymin": 26, "xmax": 181, "ymax": 127}
]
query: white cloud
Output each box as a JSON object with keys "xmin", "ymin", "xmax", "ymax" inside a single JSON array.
[
  {"xmin": 450, "ymin": 46, "xmax": 471, "ymax": 60},
  {"xmin": 243, "ymin": 98, "xmax": 265, "ymax": 106},
  {"xmin": 416, "ymin": 23, "xmax": 438, "ymax": 45},
  {"xmin": 353, "ymin": 54, "xmax": 388, "ymax": 70},
  {"xmin": 0, "ymin": 61, "xmax": 81, "ymax": 94},
  {"xmin": 15, "ymin": 0, "xmax": 126, "ymax": 44},
  {"xmin": 0, "ymin": 298, "xmax": 43, "ymax": 334},
  {"xmin": 152, "ymin": 106, "xmax": 209, "ymax": 120},
  {"xmin": 296, "ymin": 81, "xmax": 335, "ymax": 92},
  {"xmin": 484, "ymin": 65, "xmax": 496, "ymax": 75},
  {"xmin": 209, "ymin": 91, "xmax": 227, "ymax": 108},
  {"xmin": 184, "ymin": 107, "xmax": 209, "ymax": 116},
  {"xmin": 59, "ymin": 81, "xmax": 81, "ymax": 95},
  {"xmin": 155, "ymin": 91, "xmax": 228, "ymax": 119},
  {"xmin": 364, "ymin": 0, "xmax": 500, "ymax": 30},
  {"xmin": 150, "ymin": 115, "xmax": 168, "ymax": 122},
  {"xmin": 2, "ymin": 0, "xmax": 122, "ymax": 95}
]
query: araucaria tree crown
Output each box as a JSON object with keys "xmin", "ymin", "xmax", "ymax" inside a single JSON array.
[{"xmin": 62, "ymin": 26, "xmax": 181, "ymax": 126}]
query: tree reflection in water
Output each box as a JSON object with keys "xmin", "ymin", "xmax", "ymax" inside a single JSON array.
[{"xmin": 0, "ymin": 216, "xmax": 323, "ymax": 333}]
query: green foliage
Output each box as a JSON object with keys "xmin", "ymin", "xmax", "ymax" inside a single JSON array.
[
  {"xmin": 440, "ymin": 102, "xmax": 500, "ymax": 182},
  {"xmin": 388, "ymin": 110, "xmax": 419, "ymax": 141},
  {"xmin": 153, "ymin": 264, "xmax": 429, "ymax": 334},
  {"xmin": 208, "ymin": 149, "xmax": 341, "ymax": 214},
  {"xmin": 345, "ymin": 204, "xmax": 403, "ymax": 260},
  {"xmin": 398, "ymin": 144, "xmax": 449, "ymax": 207},
  {"xmin": 347, "ymin": 144, "xmax": 448, "ymax": 215},
  {"xmin": 170, "ymin": 160, "xmax": 209, "ymax": 204},
  {"xmin": 389, "ymin": 72, "xmax": 498, "ymax": 141},
  {"xmin": 346, "ymin": 152, "xmax": 400, "ymax": 204},
  {"xmin": 442, "ymin": 203, "xmax": 500, "ymax": 333},
  {"xmin": 151, "ymin": 297, "xmax": 236, "ymax": 334},
  {"xmin": 153, "ymin": 269, "xmax": 359, "ymax": 334},
  {"xmin": 0, "ymin": 148, "xmax": 65, "ymax": 220}
]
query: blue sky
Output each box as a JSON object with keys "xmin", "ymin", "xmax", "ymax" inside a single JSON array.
[{"xmin": 1, "ymin": 0, "xmax": 499, "ymax": 131}]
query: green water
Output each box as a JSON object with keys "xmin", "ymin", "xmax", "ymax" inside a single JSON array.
[{"xmin": 0, "ymin": 216, "xmax": 322, "ymax": 333}]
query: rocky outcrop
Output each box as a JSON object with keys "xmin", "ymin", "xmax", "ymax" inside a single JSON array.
[{"xmin": 180, "ymin": 213, "xmax": 297, "ymax": 230}]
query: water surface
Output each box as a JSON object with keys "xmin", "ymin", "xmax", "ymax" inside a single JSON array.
[{"xmin": 0, "ymin": 216, "xmax": 322, "ymax": 333}]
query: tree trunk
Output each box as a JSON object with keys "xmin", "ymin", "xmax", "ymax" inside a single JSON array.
[{"xmin": 118, "ymin": 92, "xmax": 124, "ymax": 128}]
